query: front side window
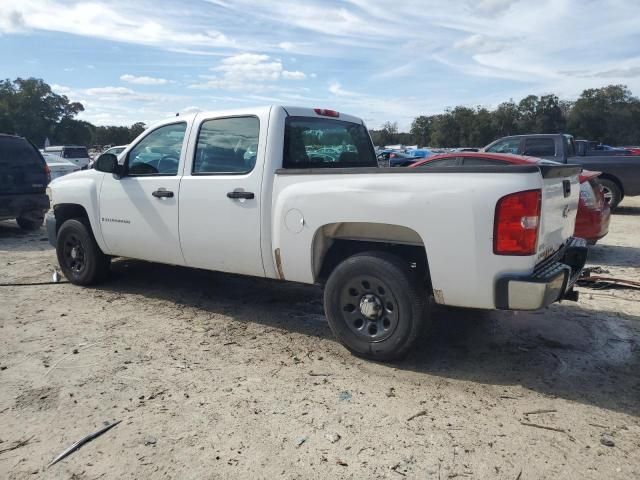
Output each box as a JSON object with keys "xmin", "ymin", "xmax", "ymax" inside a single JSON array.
[
  {"xmin": 486, "ymin": 138, "xmax": 521, "ymax": 154},
  {"xmin": 193, "ymin": 116, "xmax": 260, "ymax": 174},
  {"xmin": 523, "ymin": 138, "xmax": 555, "ymax": 157},
  {"xmin": 283, "ymin": 117, "xmax": 377, "ymax": 168},
  {"xmin": 127, "ymin": 123, "xmax": 186, "ymax": 176}
]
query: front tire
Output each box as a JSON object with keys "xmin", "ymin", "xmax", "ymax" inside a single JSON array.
[
  {"xmin": 324, "ymin": 251, "xmax": 429, "ymax": 361},
  {"xmin": 56, "ymin": 219, "xmax": 110, "ymax": 285}
]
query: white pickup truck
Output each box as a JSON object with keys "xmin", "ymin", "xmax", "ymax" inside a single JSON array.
[{"xmin": 46, "ymin": 106, "xmax": 587, "ymax": 360}]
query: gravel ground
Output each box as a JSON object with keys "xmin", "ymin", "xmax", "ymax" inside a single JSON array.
[{"xmin": 1, "ymin": 198, "xmax": 639, "ymax": 479}]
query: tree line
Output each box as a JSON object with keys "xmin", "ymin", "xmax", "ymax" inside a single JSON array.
[
  {"xmin": 2, "ymin": 77, "xmax": 640, "ymax": 149},
  {"xmin": 370, "ymin": 84, "xmax": 640, "ymax": 148},
  {"xmin": 0, "ymin": 78, "xmax": 145, "ymax": 147}
]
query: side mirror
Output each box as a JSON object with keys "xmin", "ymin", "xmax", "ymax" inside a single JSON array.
[{"xmin": 95, "ymin": 153, "xmax": 121, "ymax": 175}]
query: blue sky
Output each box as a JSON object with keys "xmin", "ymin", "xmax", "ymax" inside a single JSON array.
[{"xmin": 1, "ymin": 0, "xmax": 640, "ymax": 130}]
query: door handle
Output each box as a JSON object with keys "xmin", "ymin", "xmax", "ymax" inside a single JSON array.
[
  {"xmin": 227, "ymin": 191, "xmax": 255, "ymax": 200},
  {"xmin": 152, "ymin": 189, "xmax": 174, "ymax": 198}
]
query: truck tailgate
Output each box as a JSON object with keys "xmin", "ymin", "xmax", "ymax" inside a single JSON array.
[{"xmin": 536, "ymin": 165, "xmax": 581, "ymax": 262}]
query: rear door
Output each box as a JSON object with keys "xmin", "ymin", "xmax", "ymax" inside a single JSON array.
[
  {"xmin": 0, "ymin": 136, "xmax": 48, "ymax": 196},
  {"xmin": 536, "ymin": 165, "xmax": 581, "ymax": 262},
  {"xmin": 178, "ymin": 113, "xmax": 266, "ymax": 276}
]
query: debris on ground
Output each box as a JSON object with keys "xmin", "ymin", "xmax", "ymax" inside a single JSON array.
[{"xmin": 47, "ymin": 421, "xmax": 121, "ymax": 468}]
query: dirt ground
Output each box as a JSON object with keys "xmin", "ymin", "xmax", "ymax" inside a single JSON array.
[{"xmin": 1, "ymin": 198, "xmax": 639, "ymax": 480}]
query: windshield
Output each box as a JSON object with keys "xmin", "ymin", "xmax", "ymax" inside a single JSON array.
[
  {"xmin": 283, "ymin": 116, "xmax": 377, "ymax": 168},
  {"xmin": 63, "ymin": 147, "xmax": 89, "ymax": 159}
]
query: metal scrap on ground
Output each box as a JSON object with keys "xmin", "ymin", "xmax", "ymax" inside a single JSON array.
[{"xmin": 47, "ymin": 420, "xmax": 121, "ymax": 468}]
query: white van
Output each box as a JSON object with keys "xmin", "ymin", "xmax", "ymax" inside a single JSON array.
[{"xmin": 44, "ymin": 145, "xmax": 91, "ymax": 169}]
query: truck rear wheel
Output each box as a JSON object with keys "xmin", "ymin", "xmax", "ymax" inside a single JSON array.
[
  {"xmin": 56, "ymin": 219, "xmax": 110, "ymax": 285},
  {"xmin": 324, "ymin": 251, "xmax": 429, "ymax": 361}
]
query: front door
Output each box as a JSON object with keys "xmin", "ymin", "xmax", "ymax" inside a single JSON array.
[
  {"xmin": 99, "ymin": 122, "xmax": 189, "ymax": 265},
  {"xmin": 178, "ymin": 115, "xmax": 265, "ymax": 276}
]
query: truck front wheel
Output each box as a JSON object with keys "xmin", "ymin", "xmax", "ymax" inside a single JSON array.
[
  {"xmin": 324, "ymin": 251, "xmax": 429, "ymax": 361},
  {"xmin": 56, "ymin": 219, "xmax": 110, "ymax": 285}
]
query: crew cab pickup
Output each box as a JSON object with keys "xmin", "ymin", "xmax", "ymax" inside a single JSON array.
[
  {"xmin": 484, "ymin": 133, "xmax": 640, "ymax": 208},
  {"xmin": 46, "ymin": 106, "xmax": 587, "ymax": 360}
]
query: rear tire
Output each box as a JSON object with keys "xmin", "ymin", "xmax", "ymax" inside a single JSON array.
[
  {"xmin": 56, "ymin": 219, "xmax": 110, "ymax": 285},
  {"xmin": 599, "ymin": 179, "xmax": 622, "ymax": 209},
  {"xmin": 17, "ymin": 213, "xmax": 44, "ymax": 231},
  {"xmin": 323, "ymin": 251, "xmax": 429, "ymax": 361}
]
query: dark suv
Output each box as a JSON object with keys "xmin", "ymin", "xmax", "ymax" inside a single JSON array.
[{"xmin": 0, "ymin": 134, "xmax": 50, "ymax": 230}]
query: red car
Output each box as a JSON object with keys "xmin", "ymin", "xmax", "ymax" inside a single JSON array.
[{"xmin": 410, "ymin": 152, "xmax": 610, "ymax": 244}]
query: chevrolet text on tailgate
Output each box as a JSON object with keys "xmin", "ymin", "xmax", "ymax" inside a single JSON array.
[{"xmin": 46, "ymin": 106, "xmax": 587, "ymax": 361}]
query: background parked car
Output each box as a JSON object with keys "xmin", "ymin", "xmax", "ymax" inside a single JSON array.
[
  {"xmin": 376, "ymin": 150, "xmax": 417, "ymax": 167},
  {"xmin": 44, "ymin": 145, "xmax": 91, "ymax": 169},
  {"xmin": 42, "ymin": 152, "xmax": 81, "ymax": 179},
  {"xmin": 0, "ymin": 133, "xmax": 50, "ymax": 230},
  {"xmin": 484, "ymin": 134, "xmax": 640, "ymax": 208},
  {"xmin": 89, "ymin": 145, "xmax": 128, "ymax": 168},
  {"xmin": 410, "ymin": 152, "xmax": 610, "ymax": 244}
]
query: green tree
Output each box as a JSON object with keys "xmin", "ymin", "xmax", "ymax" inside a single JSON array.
[
  {"xmin": 0, "ymin": 77, "xmax": 84, "ymax": 146},
  {"xmin": 410, "ymin": 115, "xmax": 432, "ymax": 146},
  {"xmin": 567, "ymin": 85, "xmax": 640, "ymax": 144}
]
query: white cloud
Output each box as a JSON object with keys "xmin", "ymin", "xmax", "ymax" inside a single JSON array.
[
  {"xmin": 328, "ymin": 81, "xmax": 358, "ymax": 97},
  {"xmin": 190, "ymin": 53, "xmax": 307, "ymax": 90},
  {"xmin": 282, "ymin": 70, "xmax": 306, "ymax": 80},
  {"xmin": 0, "ymin": 1, "xmax": 241, "ymax": 51},
  {"xmin": 120, "ymin": 74, "xmax": 170, "ymax": 85}
]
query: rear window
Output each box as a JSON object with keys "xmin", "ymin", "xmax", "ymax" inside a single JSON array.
[
  {"xmin": 0, "ymin": 136, "xmax": 43, "ymax": 168},
  {"xmin": 63, "ymin": 147, "xmax": 89, "ymax": 159},
  {"xmin": 283, "ymin": 117, "xmax": 377, "ymax": 169},
  {"xmin": 523, "ymin": 138, "xmax": 555, "ymax": 157}
]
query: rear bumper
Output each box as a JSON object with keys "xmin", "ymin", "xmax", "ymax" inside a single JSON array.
[
  {"xmin": 495, "ymin": 237, "xmax": 588, "ymax": 310},
  {"xmin": 0, "ymin": 193, "xmax": 49, "ymax": 222}
]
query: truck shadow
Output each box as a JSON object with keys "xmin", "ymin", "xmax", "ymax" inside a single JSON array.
[
  {"xmin": 614, "ymin": 204, "xmax": 640, "ymax": 216},
  {"xmin": 586, "ymin": 243, "xmax": 640, "ymax": 268},
  {"xmin": 96, "ymin": 258, "xmax": 639, "ymax": 418},
  {"xmin": 0, "ymin": 221, "xmax": 52, "ymax": 253}
]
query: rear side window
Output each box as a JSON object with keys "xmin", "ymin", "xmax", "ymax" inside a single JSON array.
[
  {"xmin": 63, "ymin": 147, "xmax": 89, "ymax": 159},
  {"xmin": 193, "ymin": 116, "xmax": 260, "ymax": 174},
  {"xmin": 486, "ymin": 138, "xmax": 521, "ymax": 154},
  {"xmin": 463, "ymin": 157, "xmax": 509, "ymax": 166},
  {"xmin": 283, "ymin": 117, "xmax": 377, "ymax": 169},
  {"xmin": 0, "ymin": 136, "xmax": 43, "ymax": 169},
  {"xmin": 523, "ymin": 138, "xmax": 555, "ymax": 157},
  {"xmin": 417, "ymin": 158, "xmax": 460, "ymax": 167}
]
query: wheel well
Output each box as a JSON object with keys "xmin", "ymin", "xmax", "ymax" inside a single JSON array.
[
  {"xmin": 316, "ymin": 238, "xmax": 432, "ymax": 293},
  {"xmin": 597, "ymin": 174, "xmax": 624, "ymax": 198},
  {"xmin": 53, "ymin": 204, "xmax": 90, "ymax": 233}
]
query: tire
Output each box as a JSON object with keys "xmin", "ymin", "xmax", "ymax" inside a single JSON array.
[
  {"xmin": 599, "ymin": 179, "xmax": 622, "ymax": 209},
  {"xmin": 17, "ymin": 213, "xmax": 44, "ymax": 231},
  {"xmin": 56, "ymin": 219, "xmax": 110, "ymax": 285},
  {"xmin": 323, "ymin": 251, "xmax": 429, "ymax": 361}
]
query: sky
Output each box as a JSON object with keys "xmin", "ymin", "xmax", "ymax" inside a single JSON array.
[{"xmin": 1, "ymin": 0, "xmax": 640, "ymax": 130}]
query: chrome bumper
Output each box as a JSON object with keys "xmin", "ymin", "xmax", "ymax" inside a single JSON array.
[{"xmin": 495, "ymin": 237, "xmax": 588, "ymax": 310}]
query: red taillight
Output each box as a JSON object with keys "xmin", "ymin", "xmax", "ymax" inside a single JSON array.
[
  {"xmin": 314, "ymin": 108, "xmax": 340, "ymax": 118},
  {"xmin": 44, "ymin": 163, "xmax": 51, "ymax": 183},
  {"xmin": 494, "ymin": 189, "xmax": 541, "ymax": 255}
]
